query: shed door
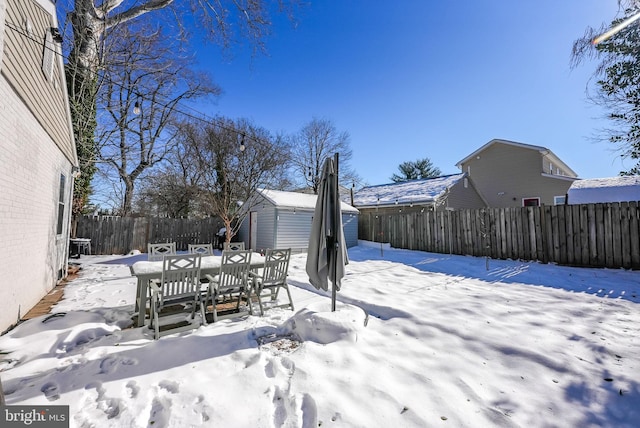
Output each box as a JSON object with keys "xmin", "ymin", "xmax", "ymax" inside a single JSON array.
[{"xmin": 249, "ymin": 211, "xmax": 258, "ymax": 250}]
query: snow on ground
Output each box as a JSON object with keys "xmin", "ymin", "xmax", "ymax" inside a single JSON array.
[{"xmin": 1, "ymin": 242, "xmax": 639, "ymax": 427}]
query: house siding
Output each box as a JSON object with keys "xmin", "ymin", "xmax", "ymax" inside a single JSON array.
[
  {"xmin": 3, "ymin": 0, "xmax": 75, "ymax": 164},
  {"xmin": 460, "ymin": 143, "xmax": 575, "ymax": 208},
  {"xmin": 444, "ymin": 178, "xmax": 486, "ymax": 209},
  {"xmin": 0, "ymin": 0, "xmax": 75, "ymax": 332},
  {"xmin": 0, "ymin": 73, "xmax": 73, "ymax": 331}
]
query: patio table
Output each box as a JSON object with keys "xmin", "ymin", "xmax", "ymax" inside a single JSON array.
[{"xmin": 130, "ymin": 253, "xmax": 266, "ymax": 327}]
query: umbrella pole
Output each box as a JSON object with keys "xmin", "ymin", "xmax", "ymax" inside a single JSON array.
[{"xmin": 331, "ymin": 153, "xmax": 339, "ymax": 312}]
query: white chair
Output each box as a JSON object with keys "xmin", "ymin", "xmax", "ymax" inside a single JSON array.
[
  {"xmin": 203, "ymin": 250, "xmax": 254, "ymax": 322},
  {"xmin": 250, "ymin": 248, "xmax": 294, "ymax": 315},
  {"xmin": 223, "ymin": 241, "xmax": 245, "ymax": 251},
  {"xmin": 148, "ymin": 242, "xmax": 177, "ymax": 261},
  {"xmin": 188, "ymin": 243, "xmax": 214, "ymax": 256},
  {"xmin": 148, "ymin": 254, "xmax": 205, "ymax": 340}
]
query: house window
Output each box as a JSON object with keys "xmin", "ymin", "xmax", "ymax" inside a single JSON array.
[
  {"xmin": 56, "ymin": 174, "xmax": 66, "ymax": 235},
  {"xmin": 464, "ymin": 178, "xmax": 468, "ymax": 188},
  {"xmin": 42, "ymin": 29, "xmax": 54, "ymax": 82},
  {"xmin": 554, "ymin": 195, "xmax": 566, "ymax": 205},
  {"xmin": 522, "ymin": 197, "xmax": 540, "ymax": 207}
]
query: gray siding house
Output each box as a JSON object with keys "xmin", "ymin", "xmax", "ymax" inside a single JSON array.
[
  {"xmin": 238, "ymin": 189, "xmax": 359, "ymax": 252},
  {"xmin": 0, "ymin": 0, "xmax": 78, "ymax": 332},
  {"xmin": 353, "ymin": 173, "xmax": 486, "ymax": 215},
  {"xmin": 456, "ymin": 139, "xmax": 578, "ymax": 208}
]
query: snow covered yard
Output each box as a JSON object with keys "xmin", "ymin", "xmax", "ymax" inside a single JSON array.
[{"xmin": 1, "ymin": 243, "xmax": 639, "ymax": 427}]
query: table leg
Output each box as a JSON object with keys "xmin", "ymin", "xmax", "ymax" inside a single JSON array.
[{"xmin": 136, "ymin": 278, "xmax": 147, "ymax": 328}]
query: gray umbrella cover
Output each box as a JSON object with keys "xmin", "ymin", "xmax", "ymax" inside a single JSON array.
[{"xmin": 306, "ymin": 156, "xmax": 349, "ymax": 292}]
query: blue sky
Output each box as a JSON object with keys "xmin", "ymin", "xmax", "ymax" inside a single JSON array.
[{"xmin": 193, "ymin": 0, "xmax": 626, "ymax": 186}]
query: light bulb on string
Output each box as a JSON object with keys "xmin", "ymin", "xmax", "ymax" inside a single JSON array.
[{"xmin": 133, "ymin": 97, "xmax": 141, "ymax": 115}]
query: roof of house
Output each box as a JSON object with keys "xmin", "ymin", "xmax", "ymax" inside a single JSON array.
[
  {"xmin": 567, "ymin": 176, "xmax": 640, "ymax": 204},
  {"xmin": 455, "ymin": 138, "xmax": 578, "ymax": 177},
  {"xmin": 353, "ymin": 173, "xmax": 466, "ymax": 208},
  {"xmin": 257, "ymin": 189, "xmax": 359, "ymax": 213}
]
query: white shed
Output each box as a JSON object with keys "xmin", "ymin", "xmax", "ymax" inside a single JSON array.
[
  {"xmin": 567, "ymin": 176, "xmax": 640, "ymax": 204},
  {"xmin": 238, "ymin": 189, "xmax": 359, "ymax": 252}
]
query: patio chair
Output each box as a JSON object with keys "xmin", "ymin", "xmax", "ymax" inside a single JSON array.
[
  {"xmin": 223, "ymin": 241, "xmax": 245, "ymax": 251},
  {"xmin": 188, "ymin": 243, "xmax": 214, "ymax": 256},
  {"xmin": 203, "ymin": 249, "xmax": 254, "ymax": 322},
  {"xmin": 250, "ymin": 248, "xmax": 294, "ymax": 315},
  {"xmin": 148, "ymin": 254, "xmax": 205, "ymax": 340},
  {"xmin": 148, "ymin": 242, "xmax": 177, "ymax": 261}
]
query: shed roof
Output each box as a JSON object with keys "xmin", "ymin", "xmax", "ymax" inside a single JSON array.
[
  {"xmin": 257, "ymin": 189, "xmax": 359, "ymax": 213},
  {"xmin": 567, "ymin": 176, "xmax": 640, "ymax": 204},
  {"xmin": 353, "ymin": 173, "xmax": 466, "ymax": 208}
]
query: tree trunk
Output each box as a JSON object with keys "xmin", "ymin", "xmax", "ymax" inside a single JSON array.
[
  {"xmin": 70, "ymin": 0, "xmax": 104, "ymax": 74},
  {"xmin": 122, "ymin": 178, "xmax": 135, "ymax": 216},
  {"xmin": 68, "ymin": 0, "xmax": 104, "ymax": 219}
]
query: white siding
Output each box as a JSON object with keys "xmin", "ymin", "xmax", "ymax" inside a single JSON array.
[
  {"xmin": 342, "ymin": 213, "xmax": 359, "ymax": 247},
  {"xmin": 275, "ymin": 209, "xmax": 314, "ymax": 251},
  {"xmin": 256, "ymin": 206, "xmax": 277, "ymax": 251},
  {"xmin": 0, "ymin": 74, "xmax": 73, "ymax": 332},
  {"xmin": 240, "ymin": 191, "xmax": 360, "ymax": 253}
]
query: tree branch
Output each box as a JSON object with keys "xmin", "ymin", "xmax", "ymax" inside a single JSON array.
[{"xmin": 105, "ymin": 0, "xmax": 176, "ymax": 29}]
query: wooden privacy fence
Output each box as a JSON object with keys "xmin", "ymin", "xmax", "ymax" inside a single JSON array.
[
  {"xmin": 358, "ymin": 202, "xmax": 640, "ymax": 269},
  {"xmin": 75, "ymin": 216, "xmax": 224, "ymax": 255}
]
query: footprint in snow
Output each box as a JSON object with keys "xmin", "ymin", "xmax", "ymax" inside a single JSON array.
[
  {"xmin": 126, "ymin": 381, "xmax": 140, "ymax": 398},
  {"xmin": 159, "ymin": 379, "xmax": 179, "ymax": 394},
  {"xmin": 41, "ymin": 382, "xmax": 60, "ymax": 401}
]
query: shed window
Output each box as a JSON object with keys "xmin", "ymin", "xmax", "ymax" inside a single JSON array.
[
  {"xmin": 554, "ymin": 196, "xmax": 566, "ymax": 205},
  {"xmin": 523, "ymin": 197, "xmax": 540, "ymax": 207},
  {"xmin": 56, "ymin": 174, "xmax": 66, "ymax": 235}
]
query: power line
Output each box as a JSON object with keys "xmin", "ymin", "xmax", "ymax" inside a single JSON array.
[{"xmin": 4, "ymin": 20, "xmax": 279, "ymax": 150}]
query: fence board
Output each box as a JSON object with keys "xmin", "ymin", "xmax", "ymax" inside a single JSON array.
[
  {"xmin": 77, "ymin": 216, "xmax": 222, "ymax": 255},
  {"xmin": 631, "ymin": 202, "xmax": 640, "ymax": 267},
  {"xmin": 81, "ymin": 203, "xmax": 640, "ymax": 270},
  {"xmin": 355, "ymin": 202, "xmax": 639, "ymax": 270}
]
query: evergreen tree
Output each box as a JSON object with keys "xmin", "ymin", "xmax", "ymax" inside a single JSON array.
[
  {"xmin": 390, "ymin": 158, "xmax": 441, "ymax": 182},
  {"xmin": 572, "ymin": 2, "xmax": 640, "ymax": 175}
]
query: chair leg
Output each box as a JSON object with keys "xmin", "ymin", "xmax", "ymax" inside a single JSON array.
[
  {"xmin": 254, "ymin": 285, "xmax": 264, "ymax": 316},
  {"xmin": 198, "ymin": 295, "xmax": 207, "ymax": 326},
  {"xmin": 212, "ymin": 292, "xmax": 219, "ymax": 323},
  {"xmin": 284, "ymin": 285, "xmax": 295, "ymax": 311}
]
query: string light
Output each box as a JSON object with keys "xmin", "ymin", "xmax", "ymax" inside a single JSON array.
[
  {"xmin": 133, "ymin": 97, "xmax": 141, "ymax": 115},
  {"xmin": 4, "ymin": 20, "xmax": 273, "ymax": 155}
]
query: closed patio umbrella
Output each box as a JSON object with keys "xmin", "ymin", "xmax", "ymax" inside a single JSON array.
[{"xmin": 306, "ymin": 154, "xmax": 349, "ymax": 311}]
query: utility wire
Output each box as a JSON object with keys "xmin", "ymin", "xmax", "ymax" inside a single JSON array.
[{"xmin": 4, "ymin": 20, "xmax": 278, "ymax": 150}]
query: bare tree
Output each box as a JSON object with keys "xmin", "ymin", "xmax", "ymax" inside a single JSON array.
[
  {"xmin": 178, "ymin": 117, "xmax": 289, "ymax": 242},
  {"xmin": 135, "ymin": 141, "xmax": 205, "ymax": 218},
  {"xmin": 95, "ymin": 23, "xmax": 221, "ymax": 215},
  {"xmin": 58, "ymin": 0, "xmax": 303, "ymax": 217},
  {"xmin": 289, "ymin": 117, "xmax": 360, "ymax": 193}
]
